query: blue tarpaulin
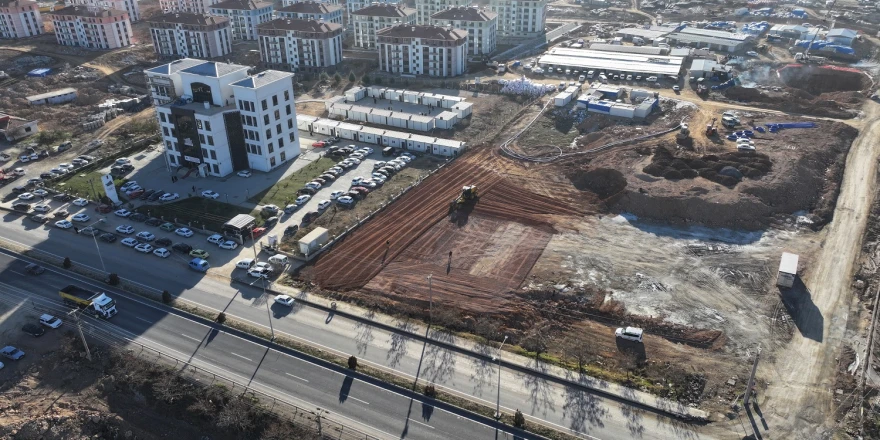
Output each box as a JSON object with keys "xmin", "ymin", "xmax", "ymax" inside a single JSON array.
[{"xmin": 26, "ymin": 68, "xmax": 50, "ymax": 77}]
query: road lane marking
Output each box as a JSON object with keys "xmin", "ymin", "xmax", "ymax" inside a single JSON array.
[
  {"xmin": 230, "ymin": 352, "xmax": 253, "ymax": 362},
  {"xmin": 180, "ymin": 333, "xmax": 201, "ymax": 342},
  {"xmin": 284, "ymin": 372, "xmax": 309, "ymax": 382},
  {"xmin": 10, "ymin": 271, "xmax": 25, "ymax": 276},
  {"xmin": 408, "ymin": 418, "xmax": 434, "ymax": 429},
  {"xmin": 347, "ymin": 396, "xmax": 369, "ymax": 405},
  {"xmin": 134, "ymin": 316, "xmax": 151, "ymax": 323}
]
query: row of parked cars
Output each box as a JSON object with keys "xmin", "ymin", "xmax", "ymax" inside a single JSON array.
[
  {"xmin": 1, "ymin": 313, "xmax": 64, "ymax": 368},
  {"xmin": 118, "ymin": 180, "xmax": 180, "ymax": 202}
]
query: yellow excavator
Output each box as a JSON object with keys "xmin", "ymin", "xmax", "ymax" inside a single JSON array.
[{"xmin": 449, "ymin": 185, "xmax": 478, "ymax": 215}]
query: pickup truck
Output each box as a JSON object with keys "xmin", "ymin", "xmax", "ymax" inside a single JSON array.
[{"xmin": 59, "ymin": 285, "xmax": 117, "ymax": 318}]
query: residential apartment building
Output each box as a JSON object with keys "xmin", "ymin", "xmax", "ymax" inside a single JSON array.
[
  {"xmin": 415, "ymin": 0, "xmax": 470, "ymax": 24},
  {"xmin": 146, "ymin": 58, "xmax": 300, "ymax": 176},
  {"xmin": 0, "ymin": 0, "xmax": 42, "ymax": 38},
  {"xmin": 489, "ymin": 0, "xmax": 547, "ymax": 39},
  {"xmin": 351, "ymin": 3, "xmax": 415, "ymax": 49},
  {"xmin": 377, "ymin": 24, "xmax": 467, "ymax": 77},
  {"xmin": 430, "ymin": 6, "xmax": 495, "ymax": 55},
  {"xmin": 148, "ymin": 12, "xmax": 232, "ymax": 59},
  {"xmin": 257, "ymin": 18, "xmax": 342, "ymax": 72},
  {"xmin": 50, "ymin": 6, "xmax": 132, "ymax": 49},
  {"xmin": 276, "ymin": 1, "xmax": 342, "ymax": 25},
  {"xmin": 209, "ymin": 0, "xmax": 272, "ymax": 40},
  {"xmin": 159, "ymin": 0, "xmax": 218, "ymax": 15},
  {"xmin": 66, "ymin": 0, "xmax": 140, "ymax": 21},
  {"xmin": 281, "ymin": 0, "xmax": 339, "ymax": 5}
]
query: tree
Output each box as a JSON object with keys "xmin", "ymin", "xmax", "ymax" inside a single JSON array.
[
  {"xmin": 217, "ymin": 312, "xmax": 227, "ymax": 324},
  {"xmin": 348, "ymin": 71, "xmax": 356, "ymax": 82},
  {"xmin": 216, "ymin": 397, "xmax": 254, "ymax": 431},
  {"xmin": 424, "ymin": 384, "xmax": 437, "ymax": 398},
  {"xmin": 348, "ymin": 355, "xmax": 358, "ymax": 370},
  {"xmin": 362, "ymin": 75, "xmax": 371, "ymax": 85},
  {"xmin": 513, "ymin": 409, "xmax": 525, "ymax": 428},
  {"xmin": 319, "ymin": 71, "xmax": 330, "ymax": 83},
  {"xmin": 63, "ymin": 257, "xmax": 72, "ymax": 269},
  {"xmin": 333, "ymin": 72, "xmax": 343, "ymax": 84},
  {"xmin": 562, "ymin": 336, "xmax": 593, "ymax": 372},
  {"xmin": 162, "ymin": 290, "xmax": 172, "ymax": 304},
  {"xmin": 520, "ymin": 320, "xmax": 553, "ymax": 358},
  {"xmin": 107, "ymin": 273, "xmax": 120, "ymax": 285}
]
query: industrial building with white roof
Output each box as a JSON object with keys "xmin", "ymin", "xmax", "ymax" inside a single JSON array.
[{"xmin": 538, "ymin": 47, "xmax": 685, "ymax": 78}]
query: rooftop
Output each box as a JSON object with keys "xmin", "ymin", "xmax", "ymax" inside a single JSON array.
[
  {"xmin": 827, "ymin": 28, "xmax": 857, "ymax": 38},
  {"xmin": 258, "ymin": 18, "xmax": 341, "ymax": 33},
  {"xmin": 210, "ymin": 0, "xmax": 271, "ymax": 10},
  {"xmin": 180, "ymin": 60, "xmax": 249, "ymax": 77},
  {"xmin": 147, "ymin": 12, "xmax": 229, "ymax": 26},
  {"xmin": 50, "ymin": 5, "xmax": 128, "ymax": 17},
  {"xmin": 0, "ymin": 0, "xmax": 36, "ymax": 8},
  {"xmin": 540, "ymin": 48, "xmax": 685, "ymax": 76},
  {"xmin": 675, "ymin": 26, "xmax": 752, "ymax": 41},
  {"xmin": 231, "ymin": 70, "xmax": 294, "ymax": 88},
  {"xmin": 277, "ymin": 1, "xmax": 342, "ymax": 14},
  {"xmin": 352, "ymin": 3, "xmax": 415, "ymax": 17},
  {"xmin": 146, "ymin": 58, "xmax": 207, "ymax": 75},
  {"xmin": 26, "ymin": 87, "xmax": 77, "ymax": 101},
  {"xmin": 377, "ymin": 24, "xmax": 467, "ymax": 41},
  {"xmin": 430, "ymin": 6, "xmax": 496, "ymax": 21}
]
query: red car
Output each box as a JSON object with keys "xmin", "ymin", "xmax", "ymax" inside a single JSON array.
[
  {"xmin": 251, "ymin": 227, "xmax": 267, "ymax": 238},
  {"xmin": 311, "ymin": 141, "xmax": 328, "ymax": 148},
  {"xmin": 128, "ymin": 189, "xmax": 144, "ymax": 199}
]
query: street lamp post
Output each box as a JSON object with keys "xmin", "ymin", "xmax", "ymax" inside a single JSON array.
[
  {"xmin": 260, "ymin": 276, "xmax": 275, "ymax": 341},
  {"xmin": 493, "ymin": 335, "xmax": 508, "ymax": 420},
  {"xmin": 84, "ymin": 217, "xmax": 107, "ymax": 272},
  {"xmin": 426, "ymin": 274, "xmax": 433, "ymax": 327}
]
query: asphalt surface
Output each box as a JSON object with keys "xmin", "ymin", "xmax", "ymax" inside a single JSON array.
[{"xmin": 0, "ymin": 253, "xmax": 535, "ymax": 440}]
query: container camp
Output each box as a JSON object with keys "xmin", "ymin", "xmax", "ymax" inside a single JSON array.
[
  {"xmin": 367, "ymin": 108, "xmax": 392, "ymax": 126},
  {"xmin": 407, "ymin": 114, "xmax": 434, "ymax": 131},
  {"xmin": 333, "ymin": 121, "xmax": 363, "ymax": 140},
  {"xmin": 296, "ymin": 114, "xmax": 319, "ymax": 131},
  {"xmin": 357, "ymin": 126, "xmax": 385, "ymax": 143},
  {"xmin": 367, "ymin": 87, "xmax": 386, "ymax": 98},
  {"xmin": 554, "ymin": 91, "xmax": 574, "ymax": 107},
  {"xmin": 311, "ymin": 119, "xmax": 340, "ymax": 136},
  {"xmin": 430, "ymin": 137, "xmax": 465, "ymax": 156},
  {"xmin": 406, "ymin": 134, "xmax": 431, "ymax": 152},
  {"xmin": 324, "ymin": 95, "xmax": 344, "ymax": 110},
  {"xmin": 388, "ymin": 112, "xmax": 409, "ymax": 129},
  {"xmin": 451, "ymin": 101, "xmax": 473, "ymax": 118},
  {"xmin": 421, "ymin": 93, "xmax": 442, "ymax": 107},
  {"xmin": 434, "ymin": 111, "xmax": 459, "ymax": 129},
  {"xmin": 403, "ymin": 91, "xmax": 420, "ymax": 104},
  {"xmin": 344, "ymin": 86, "xmax": 367, "ymax": 102},
  {"xmin": 385, "ymin": 89, "xmax": 402, "ymax": 101}
]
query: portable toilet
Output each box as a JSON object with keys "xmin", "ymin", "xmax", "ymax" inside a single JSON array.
[{"xmin": 776, "ymin": 252, "xmax": 799, "ymax": 288}]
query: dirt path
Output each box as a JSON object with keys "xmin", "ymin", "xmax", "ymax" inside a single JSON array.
[
  {"xmin": 748, "ymin": 101, "xmax": 880, "ymax": 437},
  {"xmin": 0, "ymin": 45, "xmax": 147, "ymax": 93}
]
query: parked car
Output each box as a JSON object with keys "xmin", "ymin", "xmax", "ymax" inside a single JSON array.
[
  {"xmin": 251, "ymin": 227, "xmax": 266, "ymax": 238},
  {"xmin": 330, "ymin": 190, "xmax": 345, "ymax": 200},
  {"xmin": 100, "ymin": 233, "xmax": 117, "ymax": 243},
  {"xmin": 136, "ymin": 231, "xmax": 155, "ymax": 242},
  {"xmin": 159, "ymin": 193, "xmax": 180, "ymax": 202},
  {"xmin": 189, "ymin": 249, "xmax": 210, "ymax": 259},
  {"xmin": 25, "ymin": 263, "xmax": 45, "ymax": 275},
  {"xmin": 172, "ymin": 242, "xmax": 193, "ymax": 253},
  {"xmin": 116, "ymin": 225, "xmax": 135, "ymax": 234},
  {"xmin": 53, "ymin": 193, "xmax": 73, "ymax": 202},
  {"xmin": 130, "ymin": 213, "xmax": 147, "ymax": 222},
  {"xmin": 40, "ymin": 314, "xmax": 62, "ymax": 328},
  {"xmin": 284, "ymin": 204, "xmax": 298, "ymax": 214},
  {"xmin": 207, "ymin": 234, "xmax": 224, "ymax": 245},
  {"xmin": 261, "ymin": 204, "xmax": 279, "ymax": 215},
  {"xmin": 248, "ymin": 267, "xmax": 272, "ymax": 279},
  {"xmin": 155, "ymin": 237, "xmax": 173, "ymax": 247},
  {"xmin": 201, "ymin": 190, "xmax": 220, "ymax": 199},
  {"xmin": 22, "ymin": 323, "xmax": 44, "ymax": 337},
  {"xmin": 317, "ymin": 200, "xmax": 331, "ymax": 210},
  {"xmin": 160, "ymin": 222, "xmax": 176, "ymax": 232},
  {"xmin": 80, "ymin": 227, "xmax": 99, "ymax": 237},
  {"xmin": 153, "ymin": 248, "xmax": 171, "ymax": 258},
  {"xmin": 175, "ymin": 228, "xmax": 194, "ymax": 237},
  {"xmin": 337, "ymin": 196, "xmax": 355, "ymax": 206},
  {"xmin": 72, "ymin": 198, "xmax": 89, "ymax": 207},
  {"xmin": 145, "ymin": 217, "xmax": 162, "ymax": 227},
  {"xmin": 114, "ymin": 209, "xmax": 132, "ymax": 217},
  {"xmin": 32, "ymin": 204, "xmax": 50, "ymax": 213},
  {"xmin": 284, "ymin": 225, "xmax": 299, "ymax": 236},
  {"xmin": 134, "ymin": 243, "xmax": 154, "ymax": 253},
  {"xmin": 121, "ymin": 237, "xmax": 139, "ymax": 247},
  {"xmin": 72, "ymin": 213, "xmax": 90, "ymax": 222},
  {"xmin": 295, "ymin": 195, "xmax": 311, "ymax": 205},
  {"xmin": 54, "ymin": 220, "xmax": 73, "ymax": 229},
  {"xmin": 1, "ymin": 346, "xmax": 25, "ymax": 360},
  {"xmin": 615, "ymin": 326, "xmax": 643, "ymax": 343},
  {"xmin": 236, "ymin": 258, "xmax": 256, "ymax": 269},
  {"xmin": 29, "ymin": 214, "xmax": 48, "ymax": 223},
  {"xmin": 219, "ymin": 240, "xmax": 238, "ymax": 250},
  {"xmin": 237, "ymin": 170, "xmax": 252, "ymax": 178}
]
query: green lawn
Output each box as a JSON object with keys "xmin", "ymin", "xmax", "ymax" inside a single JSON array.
[
  {"xmin": 247, "ymin": 156, "xmax": 338, "ymax": 207},
  {"xmin": 135, "ymin": 198, "xmax": 260, "ymax": 232},
  {"xmin": 50, "ymin": 170, "xmax": 128, "ymax": 201}
]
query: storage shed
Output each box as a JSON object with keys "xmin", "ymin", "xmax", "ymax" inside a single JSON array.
[
  {"xmin": 299, "ymin": 227, "xmax": 329, "ymax": 256},
  {"xmin": 776, "ymin": 252, "xmax": 799, "ymax": 288},
  {"xmin": 27, "ymin": 87, "xmax": 77, "ymax": 105},
  {"xmin": 554, "ymin": 91, "xmax": 574, "ymax": 107}
]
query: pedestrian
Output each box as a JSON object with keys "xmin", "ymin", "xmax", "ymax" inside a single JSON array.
[
  {"xmin": 74, "ymin": 227, "xmax": 79, "ymax": 234},
  {"xmin": 192, "ymin": 185, "xmax": 195, "ymax": 192}
]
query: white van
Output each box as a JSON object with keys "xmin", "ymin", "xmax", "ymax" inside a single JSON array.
[
  {"xmin": 268, "ymin": 254, "xmax": 289, "ymax": 266},
  {"xmin": 578, "ymin": 75, "xmax": 586, "ymax": 83},
  {"xmin": 587, "ymin": 70, "xmax": 594, "ymax": 79},
  {"xmin": 599, "ymin": 74, "xmax": 608, "ymax": 83}
]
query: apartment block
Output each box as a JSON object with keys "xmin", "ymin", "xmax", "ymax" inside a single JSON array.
[
  {"xmin": 257, "ymin": 18, "xmax": 342, "ymax": 72},
  {"xmin": 489, "ymin": 0, "xmax": 547, "ymax": 39},
  {"xmin": 0, "ymin": 0, "xmax": 42, "ymax": 38},
  {"xmin": 50, "ymin": 6, "xmax": 132, "ymax": 49},
  {"xmin": 276, "ymin": 1, "xmax": 342, "ymax": 25},
  {"xmin": 146, "ymin": 58, "xmax": 300, "ymax": 176},
  {"xmin": 351, "ymin": 3, "xmax": 415, "ymax": 49},
  {"xmin": 148, "ymin": 12, "xmax": 232, "ymax": 59},
  {"xmin": 209, "ymin": 0, "xmax": 272, "ymax": 40},
  {"xmin": 281, "ymin": 0, "xmax": 339, "ymax": 4},
  {"xmin": 430, "ymin": 6, "xmax": 495, "ymax": 55},
  {"xmin": 415, "ymin": 0, "xmax": 470, "ymax": 24},
  {"xmin": 159, "ymin": 0, "xmax": 219, "ymax": 15},
  {"xmin": 66, "ymin": 0, "xmax": 140, "ymax": 21},
  {"xmin": 377, "ymin": 24, "xmax": 467, "ymax": 77}
]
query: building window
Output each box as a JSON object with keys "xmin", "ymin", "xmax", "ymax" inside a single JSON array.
[
  {"xmin": 210, "ymin": 150, "xmax": 217, "ymax": 160},
  {"xmin": 276, "ymin": 124, "xmax": 282, "ymax": 134},
  {"xmin": 263, "ymin": 114, "xmax": 269, "ymax": 125},
  {"xmin": 202, "ymin": 148, "xmax": 208, "ymax": 157},
  {"xmin": 279, "ymin": 137, "xmax": 284, "ymax": 148},
  {"xmin": 287, "ymin": 119, "xmax": 293, "ymax": 129},
  {"xmin": 169, "ymin": 155, "xmax": 176, "ymax": 164},
  {"xmin": 196, "ymin": 119, "xmax": 203, "ymax": 130},
  {"xmin": 272, "ymin": 95, "xmax": 278, "ymax": 106},
  {"xmin": 160, "ymin": 112, "xmax": 166, "ymax": 122},
  {"xmin": 261, "ymin": 99, "xmax": 267, "ymax": 110},
  {"xmin": 284, "ymin": 90, "xmax": 290, "ymax": 101},
  {"xmin": 212, "ymin": 163, "xmax": 219, "ymax": 174},
  {"xmin": 265, "ymin": 129, "xmax": 271, "ymax": 139},
  {"xmin": 285, "ymin": 104, "xmax": 291, "ymax": 115},
  {"xmin": 207, "ymin": 135, "xmax": 214, "ymax": 145},
  {"xmin": 162, "ymin": 127, "xmax": 169, "ymax": 136},
  {"xmin": 274, "ymin": 109, "xmax": 280, "ymax": 120},
  {"xmin": 280, "ymin": 151, "xmax": 286, "ymax": 161},
  {"xmin": 204, "ymin": 121, "xmax": 211, "ymax": 131},
  {"xmin": 270, "ymin": 156, "xmax": 276, "ymax": 167},
  {"xmin": 289, "ymin": 132, "xmax": 296, "ymax": 142},
  {"xmin": 199, "ymin": 134, "xmax": 206, "ymax": 144},
  {"xmin": 268, "ymin": 143, "xmax": 274, "ymax": 153}
]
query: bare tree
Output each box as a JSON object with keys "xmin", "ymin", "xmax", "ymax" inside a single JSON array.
[
  {"xmin": 216, "ymin": 397, "xmax": 255, "ymax": 431},
  {"xmin": 153, "ymin": 370, "xmax": 188, "ymax": 403},
  {"xmin": 562, "ymin": 336, "xmax": 593, "ymax": 372},
  {"xmin": 474, "ymin": 316, "xmax": 502, "ymax": 342},
  {"xmin": 520, "ymin": 320, "xmax": 553, "ymax": 358}
]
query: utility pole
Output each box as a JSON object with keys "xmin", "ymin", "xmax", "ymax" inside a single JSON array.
[
  {"xmin": 69, "ymin": 310, "xmax": 91, "ymax": 361},
  {"xmin": 426, "ymin": 274, "xmax": 433, "ymax": 327},
  {"xmin": 743, "ymin": 346, "xmax": 761, "ymax": 407}
]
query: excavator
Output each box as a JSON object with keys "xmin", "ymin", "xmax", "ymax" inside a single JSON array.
[
  {"xmin": 706, "ymin": 118, "xmax": 718, "ymax": 137},
  {"xmin": 449, "ymin": 185, "xmax": 478, "ymax": 217}
]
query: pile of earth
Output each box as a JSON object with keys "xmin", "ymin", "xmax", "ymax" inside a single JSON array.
[
  {"xmin": 721, "ymin": 87, "xmax": 861, "ymax": 119},
  {"xmin": 642, "ymin": 146, "xmax": 772, "ymax": 187}
]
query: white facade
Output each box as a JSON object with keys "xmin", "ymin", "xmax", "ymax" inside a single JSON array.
[
  {"xmin": 159, "ymin": 0, "xmax": 219, "ymax": 14},
  {"xmin": 258, "ymin": 18, "xmax": 343, "ymax": 72},
  {"xmin": 351, "ymin": 3, "xmax": 416, "ymax": 49},
  {"xmin": 430, "ymin": 6, "xmax": 496, "ymax": 55},
  {"xmin": 66, "ymin": 0, "xmax": 140, "ymax": 21},
  {"xmin": 148, "ymin": 13, "xmax": 232, "ymax": 59},
  {"xmin": 148, "ymin": 59, "xmax": 300, "ymax": 177},
  {"xmin": 276, "ymin": 1, "xmax": 342, "ymax": 25},
  {"xmin": 489, "ymin": 0, "xmax": 547, "ymax": 39},
  {"xmin": 0, "ymin": 0, "xmax": 43, "ymax": 39},
  {"xmin": 209, "ymin": 0, "xmax": 273, "ymax": 40},
  {"xmin": 50, "ymin": 6, "xmax": 133, "ymax": 49},
  {"xmin": 415, "ymin": 0, "xmax": 470, "ymax": 24},
  {"xmin": 377, "ymin": 24, "xmax": 468, "ymax": 77}
]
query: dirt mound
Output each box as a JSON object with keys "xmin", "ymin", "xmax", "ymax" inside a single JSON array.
[
  {"xmin": 642, "ymin": 146, "xmax": 772, "ymax": 187},
  {"xmin": 778, "ymin": 65, "xmax": 869, "ymax": 95},
  {"xmin": 568, "ymin": 168, "xmax": 627, "ymax": 198}
]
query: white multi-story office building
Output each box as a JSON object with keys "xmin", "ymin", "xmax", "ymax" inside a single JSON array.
[
  {"xmin": 377, "ymin": 24, "xmax": 467, "ymax": 77},
  {"xmin": 209, "ymin": 0, "xmax": 273, "ymax": 40},
  {"xmin": 415, "ymin": 0, "xmax": 470, "ymax": 24},
  {"xmin": 0, "ymin": 0, "xmax": 43, "ymax": 38},
  {"xmin": 258, "ymin": 18, "xmax": 343, "ymax": 72},
  {"xmin": 148, "ymin": 12, "xmax": 232, "ymax": 59},
  {"xmin": 147, "ymin": 59, "xmax": 300, "ymax": 176},
  {"xmin": 50, "ymin": 6, "xmax": 132, "ymax": 49},
  {"xmin": 351, "ymin": 3, "xmax": 415, "ymax": 49},
  {"xmin": 66, "ymin": 0, "xmax": 140, "ymax": 21},
  {"xmin": 489, "ymin": 0, "xmax": 547, "ymax": 39},
  {"xmin": 276, "ymin": 1, "xmax": 342, "ymax": 25},
  {"xmin": 430, "ymin": 6, "xmax": 495, "ymax": 55}
]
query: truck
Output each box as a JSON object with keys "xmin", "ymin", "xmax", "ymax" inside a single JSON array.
[{"xmin": 59, "ymin": 285, "xmax": 117, "ymax": 318}]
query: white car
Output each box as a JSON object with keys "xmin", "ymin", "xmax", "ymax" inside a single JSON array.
[
  {"xmin": 115, "ymin": 158, "xmax": 132, "ymax": 166},
  {"xmin": 337, "ymin": 196, "xmax": 354, "ymax": 206},
  {"xmin": 746, "ymin": 51, "xmax": 759, "ymax": 57},
  {"xmin": 39, "ymin": 314, "xmax": 62, "ymax": 328},
  {"xmin": 58, "ymin": 163, "xmax": 73, "ymax": 169},
  {"xmin": 72, "ymin": 213, "xmax": 90, "ymax": 222},
  {"xmin": 32, "ymin": 189, "xmax": 48, "ymax": 197},
  {"xmin": 54, "ymin": 220, "xmax": 73, "ymax": 229},
  {"xmin": 72, "ymin": 198, "xmax": 89, "ymax": 207},
  {"xmin": 236, "ymin": 258, "xmax": 255, "ymax": 269},
  {"xmin": 360, "ymin": 180, "xmax": 377, "ymax": 189},
  {"xmin": 615, "ymin": 326, "xmax": 644, "ymax": 343},
  {"xmin": 349, "ymin": 152, "xmax": 365, "ymax": 160},
  {"xmin": 207, "ymin": 234, "xmax": 224, "ymax": 245},
  {"xmin": 153, "ymin": 248, "xmax": 171, "ymax": 258},
  {"xmin": 120, "ymin": 181, "xmax": 138, "ymax": 192},
  {"xmin": 248, "ymin": 267, "xmax": 272, "ymax": 279},
  {"xmin": 351, "ymin": 176, "xmax": 364, "ymax": 186},
  {"xmin": 328, "ymin": 167, "xmax": 344, "ymax": 174},
  {"xmin": 371, "ymin": 173, "xmax": 387, "ymax": 182},
  {"xmin": 175, "ymin": 227, "xmax": 194, "ymax": 237},
  {"xmin": 274, "ymin": 295, "xmax": 295, "ymax": 307},
  {"xmin": 134, "ymin": 243, "xmax": 154, "ymax": 253},
  {"xmin": 124, "ymin": 185, "xmax": 143, "ymax": 195},
  {"xmin": 13, "ymin": 168, "xmax": 26, "ymax": 176},
  {"xmin": 32, "ymin": 204, "xmax": 50, "ymax": 213},
  {"xmin": 114, "ymin": 209, "xmax": 132, "ymax": 217},
  {"xmin": 18, "ymin": 193, "xmax": 34, "ymax": 201},
  {"xmin": 330, "ymin": 190, "xmax": 345, "ymax": 200},
  {"xmin": 237, "ymin": 170, "xmax": 252, "ymax": 178},
  {"xmin": 317, "ymin": 200, "xmax": 331, "ymax": 210},
  {"xmin": 295, "ymin": 195, "xmax": 311, "ymax": 205},
  {"xmin": 358, "ymin": 147, "xmax": 374, "ymax": 155},
  {"xmin": 50, "ymin": 168, "xmax": 67, "ymax": 175},
  {"xmin": 136, "ymin": 231, "xmax": 155, "ymax": 242},
  {"xmin": 373, "ymin": 161, "xmax": 387, "ymax": 169},
  {"xmin": 121, "ymin": 237, "xmax": 139, "ymax": 247},
  {"xmin": 646, "ymin": 76, "xmax": 658, "ymax": 82},
  {"xmin": 201, "ymin": 190, "xmax": 220, "ymax": 199},
  {"xmin": 159, "ymin": 193, "xmax": 180, "ymax": 202},
  {"xmin": 116, "ymin": 225, "xmax": 135, "ymax": 234},
  {"xmin": 219, "ymin": 240, "xmax": 238, "ymax": 250},
  {"xmin": 347, "ymin": 158, "xmax": 361, "ymax": 165},
  {"xmin": 305, "ymin": 181, "xmax": 322, "ymax": 190}
]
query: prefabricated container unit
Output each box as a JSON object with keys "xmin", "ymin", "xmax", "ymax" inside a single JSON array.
[
  {"xmin": 325, "ymin": 95, "xmax": 345, "ymax": 110},
  {"xmin": 328, "ymin": 104, "xmax": 350, "ymax": 119},
  {"xmin": 431, "ymin": 138, "xmax": 464, "ymax": 157},
  {"xmin": 630, "ymin": 89, "xmax": 656, "ymax": 100},
  {"xmin": 357, "ymin": 127, "xmax": 384, "ymax": 143},
  {"xmin": 776, "ymin": 252, "xmax": 799, "ymax": 288},
  {"xmin": 349, "ymin": 105, "xmax": 369, "ymax": 122},
  {"xmin": 407, "ymin": 115, "xmax": 433, "ymax": 131},
  {"xmin": 403, "ymin": 91, "xmax": 420, "ymax": 104},
  {"xmin": 367, "ymin": 109, "xmax": 391, "ymax": 126},
  {"xmin": 385, "ymin": 89, "xmax": 401, "ymax": 101},
  {"xmin": 554, "ymin": 91, "xmax": 574, "ymax": 107},
  {"xmin": 633, "ymin": 98, "xmax": 657, "ymax": 118},
  {"xmin": 367, "ymin": 87, "xmax": 386, "ymax": 98},
  {"xmin": 387, "ymin": 112, "xmax": 409, "ymax": 129},
  {"xmin": 407, "ymin": 136, "xmax": 430, "ymax": 152},
  {"xmin": 587, "ymin": 100, "xmax": 613, "ymax": 114},
  {"xmin": 335, "ymin": 122, "xmax": 362, "ymax": 140},
  {"xmin": 296, "ymin": 114, "xmax": 319, "ymax": 130},
  {"xmin": 434, "ymin": 111, "xmax": 458, "ymax": 129},
  {"xmin": 451, "ymin": 102, "xmax": 473, "ymax": 118},
  {"xmin": 421, "ymin": 94, "xmax": 442, "ymax": 107},
  {"xmin": 345, "ymin": 86, "xmax": 367, "ymax": 102},
  {"xmin": 312, "ymin": 119, "xmax": 339, "ymax": 135},
  {"xmin": 441, "ymin": 96, "xmax": 463, "ymax": 108},
  {"xmin": 565, "ymin": 85, "xmax": 580, "ymax": 94},
  {"xmin": 381, "ymin": 134, "xmax": 407, "ymax": 148},
  {"xmin": 609, "ymin": 104, "xmax": 635, "ymax": 118}
]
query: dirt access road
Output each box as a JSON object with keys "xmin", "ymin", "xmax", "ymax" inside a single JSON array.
[{"xmin": 716, "ymin": 101, "xmax": 880, "ymax": 438}]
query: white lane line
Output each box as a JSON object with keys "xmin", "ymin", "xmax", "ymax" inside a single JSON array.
[
  {"xmin": 230, "ymin": 352, "xmax": 253, "ymax": 362},
  {"xmin": 346, "ymin": 396, "xmax": 370, "ymax": 405},
  {"xmin": 180, "ymin": 333, "xmax": 201, "ymax": 342},
  {"xmin": 284, "ymin": 372, "xmax": 309, "ymax": 382},
  {"xmin": 134, "ymin": 316, "xmax": 152, "ymax": 323},
  {"xmin": 10, "ymin": 271, "xmax": 25, "ymax": 276},
  {"xmin": 408, "ymin": 418, "xmax": 434, "ymax": 429}
]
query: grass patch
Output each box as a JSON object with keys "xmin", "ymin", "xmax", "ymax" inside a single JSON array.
[
  {"xmin": 248, "ymin": 157, "xmax": 339, "ymax": 207},
  {"xmin": 52, "ymin": 170, "xmax": 125, "ymax": 200},
  {"xmin": 515, "ymin": 111, "xmax": 580, "ymax": 148},
  {"xmin": 136, "ymin": 198, "xmax": 259, "ymax": 232}
]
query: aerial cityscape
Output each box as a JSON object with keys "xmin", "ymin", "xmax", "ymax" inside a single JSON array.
[{"xmin": 0, "ymin": 0, "xmax": 878, "ymax": 438}]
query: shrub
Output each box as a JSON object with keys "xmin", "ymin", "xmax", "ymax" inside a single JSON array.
[
  {"xmin": 643, "ymin": 164, "xmax": 665, "ymax": 176},
  {"xmin": 663, "ymin": 169, "xmax": 682, "ymax": 180},
  {"xmin": 348, "ymin": 355, "xmax": 358, "ymax": 370},
  {"xmin": 333, "ymin": 72, "xmax": 342, "ymax": 84},
  {"xmin": 362, "ymin": 75, "xmax": 371, "ymax": 85},
  {"xmin": 318, "ymin": 72, "xmax": 330, "ymax": 82},
  {"xmin": 680, "ymin": 169, "xmax": 699, "ymax": 179},
  {"xmin": 63, "ymin": 257, "xmax": 72, "ymax": 269},
  {"xmin": 689, "ymin": 159, "xmax": 707, "ymax": 169},
  {"xmin": 424, "ymin": 384, "xmax": 437, "ymax": 398},
  {"xmin": 718, "ymin": 175, "xmax": 739, "ymax": 187},
  {"xmin": 107, "ymin": 273, "xmax": 120, "ymax": 285},
  {"xmin": 162, "ymin": 290, "xmax": 172, "ymax": 304},
  {"xmin": 670, "ymin": 159, "xmax": 690, "ymax": 170},
  {"xmin": 514, "ymin": 409, "xmax": 526, "ymax": 428},
  {"xmin": 217, "ymin": 312, "xmax": 227, "ymax": 324},
  {"xmin": 348, "ymin": 71, "xmax": 356, "ymax": 82}
]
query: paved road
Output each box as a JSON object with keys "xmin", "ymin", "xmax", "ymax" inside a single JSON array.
[
  {"xmin": 0, "ymin": 254, "xmax": 535, "ymax": 440},
  {"xmin": 0, "ymin": 217, "xmax": 709, "ymax": 440}
]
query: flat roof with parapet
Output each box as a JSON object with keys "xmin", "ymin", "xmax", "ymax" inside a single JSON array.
[{"xmin": 539, "ymin": 48, "xmax": 684, "ymax": 76}]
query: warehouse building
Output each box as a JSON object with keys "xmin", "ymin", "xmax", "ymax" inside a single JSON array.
[
  {"xmin": 589, "ymin": 43, "xmax": 667, "ymax": 55},
  {"xmin": 615, "ymin": 26, "xmax": 668, "ymax": 43},
  {"xmin": 689, "ymin": 59, "xmax": 729, "ymax": 80},
  {"xmin": 665, "ymin": 27, "xmax": 753, "ymax": 53},
  {"xmin": 538, "ymin": 47, "xmax": 685, "ymax": 78}
]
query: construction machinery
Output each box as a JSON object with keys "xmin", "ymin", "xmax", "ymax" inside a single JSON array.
[
  {"xmin": 706, "ymin": 118, "xmax": 718, "ymax": 137},
  {"xmin": 449, "ymin": 185, "xmax": 478, "ymax": 214}
]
